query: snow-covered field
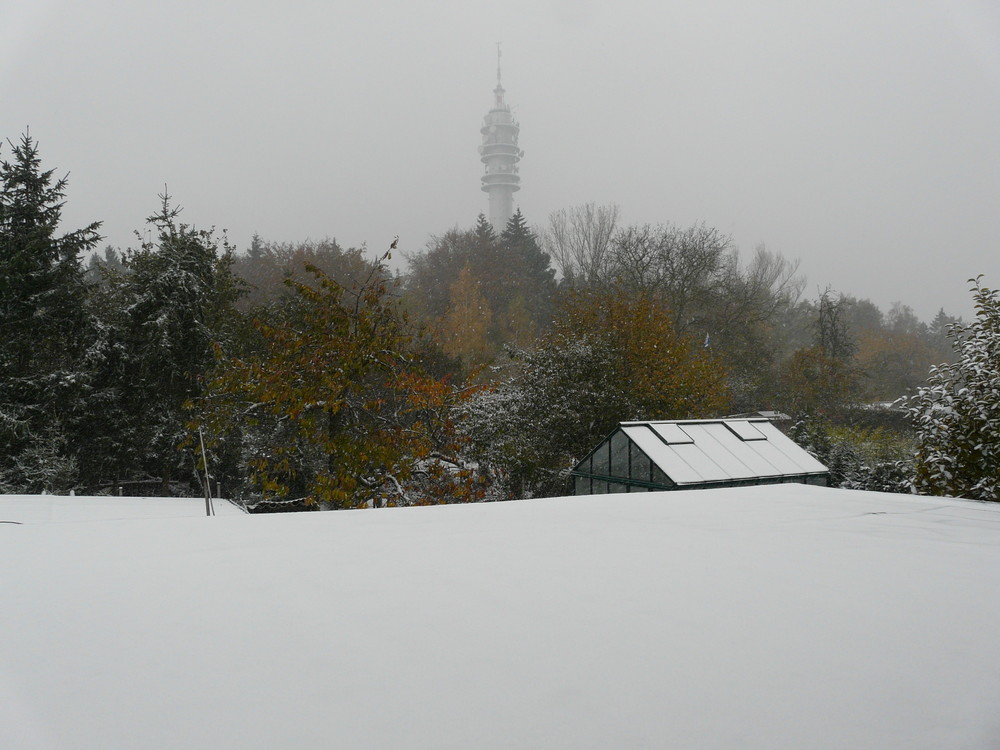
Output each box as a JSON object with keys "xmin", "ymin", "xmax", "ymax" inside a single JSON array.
[
  {"xmin": 2, "ymin": 485, "xmax": 1000, "ymax": 749},
  {"xmin": 0, "ymin": 494, "xmax": 245, "ymax": 523}
]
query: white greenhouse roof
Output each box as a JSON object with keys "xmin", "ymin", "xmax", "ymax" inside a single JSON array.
[
  {"xmin": 620, "ymin": 419, "xmax": 827, "ymax": 484},
  {"xmin": 2, "ymin": 485, "xmax": 1000, "ymax": 749}
]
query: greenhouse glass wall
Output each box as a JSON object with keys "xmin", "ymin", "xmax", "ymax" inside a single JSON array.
[{"xmin": 572, "ymin": 419, "xmax": 829, "ymax": 495}]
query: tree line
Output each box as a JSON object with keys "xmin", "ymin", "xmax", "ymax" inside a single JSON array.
[{"xmin": 2, "ymin": 134, "xmax": 995, "ymax": 504}]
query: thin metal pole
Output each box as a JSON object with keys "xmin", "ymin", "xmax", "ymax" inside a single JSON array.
[{"xmin": 198, "ymin": 427, "xmax": 215, "ymax": 517}]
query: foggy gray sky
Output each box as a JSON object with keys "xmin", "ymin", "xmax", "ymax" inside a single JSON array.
[{"xmin": 4, "ymin": 0, "xmax": 999, "ymax": 321}]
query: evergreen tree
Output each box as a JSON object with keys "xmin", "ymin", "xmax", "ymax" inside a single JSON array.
[
  {"xmin": 406, "ymin": 212, "xmax": 557, "ymax": 366},
  {"xmin": 83, "ymin": 193, "xmax": 242, "ymax": 493},
  {"xmin": 904, "ymin": 277, "xmax": 1000, "ymax": 501},
  {"xmin": 473, "ymin": 213, "xmax": 496, "ymax": 242},
  {"xmin": 0, "ymin": 133, "xmax": 101, "ymax": 491},
  {"xmin": 498, "ymin": 208, "xmax": 556, "ymax": 337},
  {"xmin": 927, "ymin": 308, "xmax": 962, "ymax": 363},
  {"xmin": 83, "ymin": 246, "xmax": 124, "ymax": 286}
]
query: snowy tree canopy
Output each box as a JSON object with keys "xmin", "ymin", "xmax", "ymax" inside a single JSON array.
[
  {"xmin": 79, "ymin": 193, "xmax": 243, "ymax": 494},
  {"xmin": 904, "ymin": 277, "xmax": 1000, "ymax": 501}
]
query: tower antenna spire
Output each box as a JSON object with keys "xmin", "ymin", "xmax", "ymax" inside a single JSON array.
[{"xmin": 480, "ymin": 44, "xmax": 521, "ymax": 230}]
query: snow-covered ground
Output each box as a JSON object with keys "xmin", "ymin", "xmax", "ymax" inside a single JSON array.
[
  {"xmin": 2, "ymin": 484, "xmax": 999, "ymax": 749},
  {"xmin": 0, "ymin": 494, "xmax": 245, "ymax": 523}
]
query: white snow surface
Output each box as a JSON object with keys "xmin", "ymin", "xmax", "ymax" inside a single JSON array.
[
  {"xmin": 2, "ymin": 484, "xmax": 1000, "ymax": 749},
  {"xmin": 0, "ymin": 494, "xmax": 245, "ymax": 524}
]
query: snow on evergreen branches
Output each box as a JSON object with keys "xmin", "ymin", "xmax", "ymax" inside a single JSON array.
[{"xmin": 903, "ymin": 277, "xmax": 1000, "ymax": 501}]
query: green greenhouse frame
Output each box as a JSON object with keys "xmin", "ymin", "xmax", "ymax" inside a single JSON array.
[{"xmin": 572, "ymin": 419, "xmax": 829, "ymax": 495}]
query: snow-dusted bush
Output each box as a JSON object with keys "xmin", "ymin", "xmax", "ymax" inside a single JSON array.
[
  {"xmin": 0, "ymin": 422, "xmax": 78, "ymax": 494},
  {"xmin": 842, "ymin": 459, "xmax": 912, "ymax": 494},
  {"xmin": 460, "ymin": 334, "xmax": 618, "ymax": 498},
  {"xmin": 903, "ymin": 277, "xmax": 1000, "ymax": 501},
  {"xmin": 789, "ymin": 419, "xmax": 913, "ymax": 493}
]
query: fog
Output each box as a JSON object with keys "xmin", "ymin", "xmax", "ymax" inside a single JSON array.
[{"xmin": 4, "ymin": 0, "xmax": 999, "ymax": 320}]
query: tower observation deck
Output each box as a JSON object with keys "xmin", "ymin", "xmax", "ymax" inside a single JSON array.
[{"xmin": 479, "ymin": 46, "xmax": 522, "ymax": 231}]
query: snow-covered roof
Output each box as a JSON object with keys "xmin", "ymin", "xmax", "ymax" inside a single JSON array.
[
  {"xmin": 576, "ymin": 419, "xmax": 828, "ymax": 489},
  {"xmin": 2, "ymin": 485, "xmax": 999, "ymax": 749},
  {"xmin": 623, "ymin": 419, "xmax": 827, "ymax": 484},
  {"xmin": 0, "ymin": 494, "xmax": 245, "ymax": 524},
  {"xmin": 725, "ymin": 409, "xmax": 792, "ymax": 421}
]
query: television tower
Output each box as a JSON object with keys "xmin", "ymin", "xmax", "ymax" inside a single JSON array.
[{"xmin": 479, "ymin": 44, "xmax": 522, "ymax": 231}]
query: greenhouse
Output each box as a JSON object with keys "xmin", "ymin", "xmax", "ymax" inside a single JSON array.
[{"xmin": 572, "ymin": 419, "xmax": 829, "ymax": 494}]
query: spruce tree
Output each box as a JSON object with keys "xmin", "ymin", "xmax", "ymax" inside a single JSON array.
[
  {"xmin": 498, "ymin": 208, "xmax": 556, "ymax": 337},
  {"xmin": 0, "ymin": 133, "xmax": 101, "ymax": 491},
  {"xmin": 85, "ymin": 193, "xmax": 242, "ymax": 494},
  {"xmin": 406, "ymin": 212, "xmax": 556, "ymax": 364},
  {"xmin": 473, "ymin": 213, "xmax": 496, "ymax": 242}
]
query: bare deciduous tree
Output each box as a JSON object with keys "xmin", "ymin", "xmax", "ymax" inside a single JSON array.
[{"xmin": 540, "ymin": 202, "xmax": 619, "ymax": 286}]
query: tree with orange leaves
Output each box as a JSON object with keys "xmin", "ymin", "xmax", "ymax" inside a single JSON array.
[
  {"xmin": 439, "ymin": 264, "xmax": 493, "ymax": 366},
  {"xmin": 557, "ymin": 289, "xmax": 730, "ymax": 419},
  {"xmin": 463, "ymin": 287, "xmax": 729, "ymax": 498},
  {"xmin": 198, "ymin": 247, "xmax": 484, "ymax": 509}
]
